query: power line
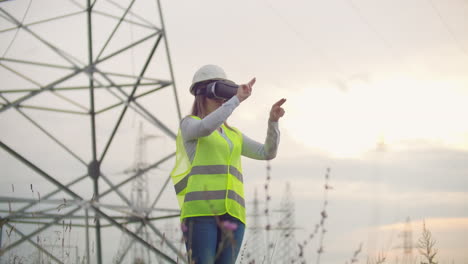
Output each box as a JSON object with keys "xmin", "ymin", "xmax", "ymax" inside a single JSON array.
[
  {"xmin": 345, "ymin": 0, "xmax": 397, "ymax": 57},
  {"xmin": 426, "ymin": 0, "xmax": 468, "ymax": 57},
  {"xmin": 259, "ymin": 0, "xmax": 347, "ymax": 77}
]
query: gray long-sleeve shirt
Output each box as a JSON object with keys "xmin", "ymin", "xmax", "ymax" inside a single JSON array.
[{"xmin": 180, "ymin": 96, "xmax": 280, "ymax": 162}]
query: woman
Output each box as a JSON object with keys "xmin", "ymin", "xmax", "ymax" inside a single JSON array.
[{"xmin": 170, "ymin": 64, "xmax": 286, "ymax": 264}]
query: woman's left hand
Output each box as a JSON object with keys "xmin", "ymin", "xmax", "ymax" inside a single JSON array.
[{"xmin": 269, "ymin": 98, "xmax": 286, "ymax": 122}]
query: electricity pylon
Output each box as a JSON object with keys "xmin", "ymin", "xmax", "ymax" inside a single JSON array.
[
  {"xmin": 393, "ymin": 217, "xmax": 416, "ymax": 264},
  {"xmin": 244, "ymin": 188, "xmax": 266, "ymax": 264},
  {"xmin": 273, "ymin": 182, "xmax": 298, "ymax": 264},
  {"xmin": 114, "ymin": 122, "xmax": 159, "ymax": 264},
  {"xmin": 402, "ymin": 217, "xmax": 414, "ymax": 264},
  {"xmin": 0, "ymin": 1, "xmax": 184, "ymax": 263}
]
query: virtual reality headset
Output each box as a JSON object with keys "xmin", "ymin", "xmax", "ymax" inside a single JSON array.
[{"xmin": 194, "ymin": 80, "xmax": 239, "ymax": 100}]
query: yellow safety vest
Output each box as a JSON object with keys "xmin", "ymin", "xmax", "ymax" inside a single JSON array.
[{"xmin": 170, "ymin": 116, "xmax": 246, "ymax": 224}]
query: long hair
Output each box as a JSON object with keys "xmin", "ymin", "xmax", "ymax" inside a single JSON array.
[
  {"xmin": 190, "ymin": 94, "xmax": 208, "ymax": 118},
  {"xmin": 190, "ymin": 81, "xmax": 235, "ymax": 131}
]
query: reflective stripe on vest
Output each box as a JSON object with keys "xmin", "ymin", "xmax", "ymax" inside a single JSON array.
[
  {"xmin": 184, "ymin": 190, "xmax": 245, "ymax": 208},
  {"xmin": 174, "ymin": 165, "xmax": 243, "ymax": 194}
]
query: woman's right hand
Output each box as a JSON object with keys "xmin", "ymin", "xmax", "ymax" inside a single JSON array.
[{"xmin": 236, "ymin": 77, "xmax": 256, "ymax": 102}]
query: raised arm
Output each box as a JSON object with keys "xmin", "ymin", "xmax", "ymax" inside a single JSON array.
[
  {"xmin": 242, "ymin": 98, "xmax": 286, "ymax": 160},
  {"xmin": 242, "ymin": 121, "xmax": 280, "ymax": 160},
  {"xmin": 181, "ymin": 96, "xmax": 240, "ymax": 140}
]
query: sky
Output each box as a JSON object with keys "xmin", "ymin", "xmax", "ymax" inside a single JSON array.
[{"xmin": 1, "ymin": 0, "xmax": 468, "ymax": 263}]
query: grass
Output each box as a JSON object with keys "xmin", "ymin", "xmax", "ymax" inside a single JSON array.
[{"xmin": 0, "ymin": 175, "xmax": 450, "ymax": 264}]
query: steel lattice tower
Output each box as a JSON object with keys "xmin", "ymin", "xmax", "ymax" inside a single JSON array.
[
  {"xmin": 402, "ymin": 217, "xmax": 414, "ymax": 264},
  {"xmin": 273, "ymin": 182, "xmax": 297, "ymax": 264},
  {"xmin": 245, "ymin": 188, "xmax": 266, "ymax": 264},
  {"xmin": 113, "ymin": 122, "xmax": 158, "ymax": 264},
  {"xmin": 393, "ymin": 217, "xmax": 415, "ymax": 264},
  {"xmin": 0, "ymin": 0, "xmax": 184, "ymax": 263},
  {"xmin": 128, "ymin": 123, "xmax": 152, "ymax": 264}
]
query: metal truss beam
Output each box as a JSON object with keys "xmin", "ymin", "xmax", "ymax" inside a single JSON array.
[
  {"xmin": 13, "ymin": 104, "xmax": 88, "ymax": 115},
  {"xmin": 114, "ymin": 213, "xmax": 185, "ymax": 264},
  {"xmin": 0, "ymin": 81, "xmax": 164, "ymax": 93},
  {"xmin": 93, "ymin": 83, "xmax": 170, "ymax": 114},
  {"xmin": 0, "ymin": 196, "xmax": 80, "ymax": 205},
  {"xmin": 156, "ymin": 0, "xmax": 182, "ymax": 121},
  {"xmin": 86, "ymin": 1, "xmax": 101, "ymax": 260},
  {"xmin": 3, "ymin": 174, "xmax": 88, "ymax": 220},
  {"xmin": 66, "ymin": 0, "xmax": 156, "ymax": 30},
  {"xmin": 146, "ymin": 220, "xmax": 186, "ymax": 261},
  {"xmin": 98, "ymin": 152, "xmax": 175, "ymax": 199},
  {"xmin": 107, "ymin": 0, "xmax": 158, "ymax": 29},
  {"xmin": 94, "ymin": 31, "xmax": 160, "ymax": 65},
  {"xmin": 95, "ymin": 0, "xmax": 137, "ymax": 61},
  {"xmin": 0, "ymin": 10, "xmax": 85, "ymax": 34},
  {"xmin": 0, "ymin": 11, "xmax": 177, "ymax": 148},
  {"xmin": 0, "ymin": 62, "xmax": 42, "ymax": 87},
  {"xmin": 92, "ymin": 10, "xmax": 157, "ymax": 29},
  {"xmin": 3, "ymin": 222, "xmax": 65, "ymax": 263},
  {"xmin": 94, "ymin": 205, "xmax": 177, "ymax": 263},
  {"xmin": 3, "ymin": 213, "xmax": 179, "ymax": 222},
  {"xmin": 149, "ymin": 174, "xmax": 172, "ymax": 210},
  {"xmin": 16, "ymin": 107, "xmax": 88, "ymax": 164},
  {"xmin": 0, "ymin": 57, "xmax": 73, "ymax": 69},
  {"xmin": 0, "ymin": 141, "xmax": 82, "ymax": 201},
  {"xmin": 92, "ymin": 68, "xmax": 177, "ymax": 139},
  {"xmin": 0, "ymin": 16, "xmax": 161, "ymax": 116},
  {"xmin": 0, "ymin": 206, "xmax": 81, "ymax": 256},
  {"xmin": 98, "ymin": 33, "xmax": 163, "ymax": 163},
  {"xmin": 100, "ymin": 174, "xmax": 132, "ymax": 207},
  {"xmin": 0, "ymin": 140, "xmax": 179, "ymax": 263},
  {"xmin": 0, "ymin": 8, "xmax": 82, "ymax": 68},
  {"xmin": 115, "ymin": 233, "xmax": 137, "ymax": 264},
  {"xmin": 0, "ymin": 68, "xmax": 85, "ymax": 113}
]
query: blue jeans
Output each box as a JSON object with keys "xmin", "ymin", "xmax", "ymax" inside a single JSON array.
[{"xmin": 182, "ymin": 214, "xmax": 245, "ymax": 264}]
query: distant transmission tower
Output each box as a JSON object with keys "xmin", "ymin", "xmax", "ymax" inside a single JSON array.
[
  {"xmin": 129, "ymin": 123, "xmax": 154, "ymax": 263},
  {"xmin": 273, "ymin": 182, "xmax": 297, "ymax": 264},
  {"xmin": 114, "ymin": 122, "xmax": 158, "ymax": 264},
  {"xmin": 402, "ymin": 217, "xmax": 413, "ymax": 264},
  {"xmin": 244, "ymin": 188, "xmax": 266, "ymax": 264},
  {"xmin": 394, "ymin": 216, "xmax": 415, "ymax": 264}
]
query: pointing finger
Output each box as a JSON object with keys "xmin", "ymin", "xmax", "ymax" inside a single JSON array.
[
  {"xmin": 248, "ymin": 77, "xmax": 256, "ymax": 87},
  {"xmin": 273, "ymin": 98, "xmax": 287, "ymax": 107}
]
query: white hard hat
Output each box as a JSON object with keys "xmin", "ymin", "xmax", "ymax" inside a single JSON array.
[{"xmin": 190, "ymin": 64, "xmax": 228, "ymax": 95}]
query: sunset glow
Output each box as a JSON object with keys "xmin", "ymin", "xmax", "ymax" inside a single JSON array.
[{"xmin": 284, "ymin": 76, "xmax": 468, "ymax": 158}]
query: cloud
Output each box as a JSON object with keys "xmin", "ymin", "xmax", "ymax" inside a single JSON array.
[
  {"xmin": 379, "ymin": 217, "xmax": 468, "ymax": 232},
  {"xmin": 280, "ymin": 176, "xmax": 468, "ymax": 207}
]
